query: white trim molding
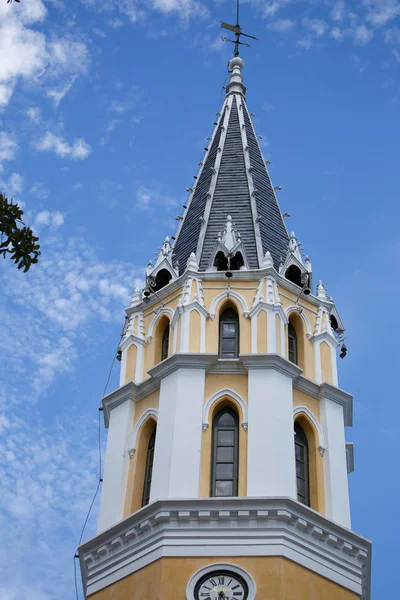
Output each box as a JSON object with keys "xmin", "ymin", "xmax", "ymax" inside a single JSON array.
[
  {"xmin": 186, "ymin": 562, "xmax": 257, "ymax": 600},
  {"xmin": 209, "ymin": 290, "xmax": 250, "ymax": 320},
  {"xmin": 285, "ymin": 304, "xmax": 312, "ymax": 337},
  {"xmin": 293, "ymin": 406, "xmax": 326, "ymax": 456},
  {"xmin": 127, "ymin": 408, "xmax": 158, "ymax": 458},
  {"xmin": 202, "ymin": 388, "xmax": 248, "ymax": 431},
  {"xmin": 147, "ymin": 307, "xmax": 175, "ymax": 340},
  {"xmin": 80, "ymin": 497, "xmax": 371, "ymax": 599}
]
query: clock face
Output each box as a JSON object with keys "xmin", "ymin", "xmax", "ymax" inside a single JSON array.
[{"xmin": 194, "ymin": 571, "xmax": 248, "ymax": 600}]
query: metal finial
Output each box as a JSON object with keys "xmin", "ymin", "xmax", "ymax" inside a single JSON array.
[{"xmin": 220, "ymin": 0, "xmax": 258, "ymax": 57}]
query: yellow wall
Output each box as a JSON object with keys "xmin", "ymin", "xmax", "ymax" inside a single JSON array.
[
  {"xmin": 132, "ymin": 392, "xmax": 160, "ymax": 427},
  {"xmin": 293, "ymin": 389, "xmax": 320, "ymax": 420},
  {"xmin": 320, "ymin": 341, "xmax": 333, "ymax": 384},
  {"xmin": 257, "ymin": 310, "xmax": 267, "ymax": 353},
  {"xmin": 189, "ymin": 309, "xmax": 201, "ymax": 353},
  {"xmin": 91, "ymin": 556, "xmax": 359, "ymax": 600},
  {"xmin": 125, "ymin": 344, "xmax": 137, "ymax": 384}
]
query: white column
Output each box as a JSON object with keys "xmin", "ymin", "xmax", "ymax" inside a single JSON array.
[
  {"xmin": 266, "ymin": 310, "xmax": 276, "ymax": 353},
  {"xmin": 98, "ymin": 398, "xmax": 135, "ymax": 532},
  {"xmin": 150, "ymin": 368, "xmax": 206, "ymax": 500},
  {"xmin": 320, "ymin": 395, "xmax": 351, "ymax": 528},
  {"xmin": 246, "ymin": 361, "xmax": 297, "ymax": 498}
]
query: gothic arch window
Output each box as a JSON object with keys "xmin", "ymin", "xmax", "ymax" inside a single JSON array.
[
  {"xmin": 154, "ymin": 269, "xmax": 172, "ymax": 292},
  {"xmin": 214, "ymin": 251, "xmax": 228, "ymax": 272},
  {"xmin": 230, "ymin": 251, "xmax": 244, "ymax": 271},
  {"xmin": 294, "ymin": 422, "xmax": 310, "ymax": 506},
  {"xmin": 161, "ymin": 322, "xmax": 170, "ymax": 361},
  {"xmin": 219, "ymin": 307, "xmax": 239, "ymax": 359},
  {"xmin": 288, "ymin": 322, "xmax": 298, "ymax": 365},
  {"xmin": 285, "ymin": 264, "xmax": 302, "ymax": 287},
  {"xmin": 142, "ymin": 426, "xmax": 157, "ymax": 507},
  {"xmin": 211, "ymin": 408, "xmax": 239, "ymax": 497}
]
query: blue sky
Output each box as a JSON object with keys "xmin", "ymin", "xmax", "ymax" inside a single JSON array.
[{"xmin": 0, "ymin": 0, "xmax": 399, "ymax": 598}]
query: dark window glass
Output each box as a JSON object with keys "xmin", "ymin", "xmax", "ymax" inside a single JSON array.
[
  {"xmin": 219, "ymin": 308, "xmax": 239, "ymax": 359},
  {"xmin": 211, "ymin": 409, "xmax": 239, "ymax": 497},
  {"xmin": 161, "ymin": 323, "xmax": 170, "ymax": 362},
  {"xmin": 288, "ymin": 322, "xmax": 298, "ymax": 365},
  {"xmin": 142, "ymin": 427, "xmax": 156, "ymax": 507},
  {"xmin": 294, "ymin": 422, "xmax": 310, "ymax": 506}
]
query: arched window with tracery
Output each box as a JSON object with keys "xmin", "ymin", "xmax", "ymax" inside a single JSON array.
[
  {"xmin": 294, "ymin": 422, "xmax": 310, "ymax": 506},
  {"xmin": 288, "ymin": 321, "xmax": 298, "ymax": 365},
  {"xmin": 211, "ymin": 408, "xmax": 239, "ymax": 497},
  {"xmin": 219, "ymin": 307, "xmax": 239, "ymax": 359},
  {"xmin": 161, "ymin": 322, "xmax": 170, "ymax": 361},
  {"xmin": 142, "ymin": 426, "xmax": 157, "ymax": 507}
]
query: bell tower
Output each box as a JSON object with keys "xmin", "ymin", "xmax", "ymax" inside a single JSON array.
[{"xmin": 79, "ymin": 43, "xmax": 371, "ymax": 600}]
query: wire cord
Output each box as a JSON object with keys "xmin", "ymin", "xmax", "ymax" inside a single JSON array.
[{"xmin": 73, "ymin": 331, "xmax": 124, "ymax": 599}]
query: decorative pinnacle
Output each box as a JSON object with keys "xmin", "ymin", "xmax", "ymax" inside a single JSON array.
[{"xmin": 225, "ymin": 56, "xmax": 246, "ymax": 97}]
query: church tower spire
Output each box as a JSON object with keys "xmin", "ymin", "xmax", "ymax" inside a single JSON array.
[
  {"xmin": 172, "ymin": 56, "xmax": 289, "ymax": 277},
  {"xmin": 79, "ymin": 21, "xmax": 371, "ymax": 600}
]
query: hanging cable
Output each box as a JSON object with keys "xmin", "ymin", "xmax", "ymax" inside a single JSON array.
[{"xmin": 73, "ymin": 329, "xmax": 125, "ymax": 599}]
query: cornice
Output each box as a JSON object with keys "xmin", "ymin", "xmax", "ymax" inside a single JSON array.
[
  {"xmin": 294, "ymin": 375, "xmax": 320, "ymax": 398},
  {"xmin": 207, "ymin": 359, "xmax": 247, "ymax": 375},
  {"xmin": 240, "ymin": 353, "xmax": 303, "ymax": 380},
  {"xmin": 79, "ymin": 497, "xmax": 371, "ymax": 599},
  {"xmin": 102, "ymin": 378, "xmax": 159, "ymax": 427},
  {"xmin": 147, "ymin": 352, "xmax": 217, "ymax": 381},
  {"xmin": 319, "ymin": 382, "xmax": 353, "ymax": 427}
]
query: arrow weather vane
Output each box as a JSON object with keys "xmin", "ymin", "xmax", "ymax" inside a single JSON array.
[{"xmin": 220, "ymin": 0, "xmax": 258, "ymax": 57}]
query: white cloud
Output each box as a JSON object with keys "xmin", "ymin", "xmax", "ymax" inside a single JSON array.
[
  {"xmin": 331, "ymin": 1, "xmax": 346, "ymax": 21},
  {"xmin": 0, "ymin": 132, "xmax": 18, "ymax": 171},
  {"xmin": 26, "ymin": 106, "xmax": 41, "ymax": 123},
  {"xmin": 352, "ymin": 24, "xmax": 374, "ymax": 45},
  {"xmin": 393, "ymin": 49, "xmax": 400, "ymax": 62},
  {"xmin": 0, "ymin": 172, "xmax": 24, "ymax": 197},
  {"xmin": 0, "ymin": 230, "xmax": 140, "ymax": 398},
  {"xmin": 365, "ymin": 0, "xmax": 400, "ymax": 26},
  {"xmin": 267, "ymin": 19, "xmax": 296, "ymax": 33},
  {"xmin": 296, "ymin": 39, "xmax": 313, "ymax": 50},
  {"xmin": 260, "ymin": 0, "xmax": 293, "ymax": 18},
  {"xmin": 33, "ymin": 210, "xmax": 64, "ymax": 230},
  {"xmin": 330, "ymin": 27, "xmax": 345, "ymax": 41},
  {"xmin": 135, "ymin": 183, "xmax": 178, "ymax": 213},
  {"xmin": 152, "ymin": 0, "xmax": 208, "ymax": 20},
  {"xmin": 303, "ymin": 18, "xmax": 328, "ymax": 38},
  {"xmin": 34, "ymin": 132, "xmax": 91, "ymax": 160},
  {"xmin": 0, "ymin": 4, "xmax": 90, "ymax": 110},
  {"xmin": 48, "ymin": 38, "xmax": 90, "ymax": 76},
  {"xmin": 30, "ymin": 181, "xmax": 49, "ymax": 200},
  {"xmin": 46, "ymin": 77, "xmax": 76, "ymax": 108},
  {"xmin": 106, "ymin": 118, "xmax": 120, "ymax": 132},
  {"xmin": 385, "ymin": 27, "xmax": 400, "ymax": 44}
]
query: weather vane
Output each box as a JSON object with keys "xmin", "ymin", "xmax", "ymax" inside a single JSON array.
[{"xmin": 220, "ymin": 0, "xmax": 258, "ymax": 57}]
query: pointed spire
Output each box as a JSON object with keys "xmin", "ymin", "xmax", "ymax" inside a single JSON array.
[
  {"xmin": 262, "ymin": 251, "xmax": 274, "ymax": 268},
  {"xmin": 317, "ymin": 280, "xmax": 328, "ymax": 300},
  {"xmin": 130, "ymin": 286, "xmax": 141, "ymax": 307},
  {"xmin": 226, "ymin": 57, "xmax": 246, "ymax": 97},
  {"xmin": 187, "ymin": 252, "xmax": 199, "ymax": 272}
]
